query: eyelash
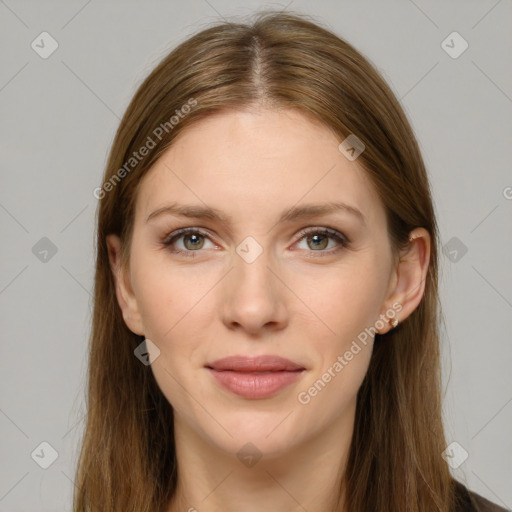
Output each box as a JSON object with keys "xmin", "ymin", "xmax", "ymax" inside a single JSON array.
[{"xmin": 161, "ymin": 226, "xmax": 349, "ymax": 259}]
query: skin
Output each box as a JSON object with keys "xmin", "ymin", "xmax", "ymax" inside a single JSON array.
[{"xmin": 106, "ymin": 107, "xmax": 430, "ymax": 512}]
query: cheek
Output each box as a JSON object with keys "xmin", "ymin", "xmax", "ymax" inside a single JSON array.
[
  {"xmin": 293, "ymin": 260, "xmax": 388, "ymax": 343},
  {"xmin": 297, "ymin": 344, "xmax": 372, "ymax": 431},
  {"xmin": 293, "ymin": 272, "xmax": 378, "ymax": 420},
  {"xmin": 131, "ymin": 248, "xmax": 212, "ymax": 342},
  {"xmin": 129, "ymin": 252, "xmax": 217, "ymax": 405},
  {"xmin": 291, "ymin": 260, "xmax": 387, "ymax": 409}
]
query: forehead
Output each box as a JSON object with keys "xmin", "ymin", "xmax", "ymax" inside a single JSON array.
[{"xmin": 135, "ymin": 108, "xmax": 386, "ymax": 230}]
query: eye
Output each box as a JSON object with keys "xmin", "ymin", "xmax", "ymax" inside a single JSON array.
[
  {"xmin": 294, "ymin": 227, "xmax": 349, "ymax": 257},
  {"xmin": 161, "ymin": 226, "xmax": 349, "ymax": 258},
  {"xmin": 162, "ymin": 227, "xmax": 216, "ymax": 257}
]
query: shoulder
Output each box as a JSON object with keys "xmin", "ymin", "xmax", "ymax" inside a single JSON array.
[{"xmin": 453, "ymin": 479, "xmax": 510, "ymax": 512}]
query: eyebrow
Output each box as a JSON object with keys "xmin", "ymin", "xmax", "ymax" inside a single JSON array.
[{"xmin": 145, "ymin": 201, "xmax": 366, "ymax": 226}]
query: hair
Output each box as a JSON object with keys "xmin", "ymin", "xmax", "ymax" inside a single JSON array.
[{"xmin": 73, "ymin": 10, "xmax": 461, "ymax": 512}]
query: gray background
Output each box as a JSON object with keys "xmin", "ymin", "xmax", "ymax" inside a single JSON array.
[{"xmin": 1, "ymin": 0, "xmax": 511, "ymax": 510}]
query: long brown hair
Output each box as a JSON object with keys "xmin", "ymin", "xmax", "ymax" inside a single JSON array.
[{"xmin": 74, "ymin": 11, "xmax": 458, "ymax": 511}]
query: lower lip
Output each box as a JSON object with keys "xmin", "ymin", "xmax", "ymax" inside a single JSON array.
[{"xmin": 207, "ymin": 369, "xmax": 304, "ymax": 399}]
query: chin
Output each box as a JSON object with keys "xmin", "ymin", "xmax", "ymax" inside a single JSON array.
[{"xmin": 202, "ymin": 406, "xmax": 305, "ymax": 458}]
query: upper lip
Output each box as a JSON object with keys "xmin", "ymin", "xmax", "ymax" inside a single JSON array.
[{"xmin": 206, "ymin": 355, "xmax": 305, "ymax": 372}]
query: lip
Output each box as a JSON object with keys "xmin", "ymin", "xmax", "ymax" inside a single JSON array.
[{"xmin": 205, "ymin": 355, "xmax": 306, "ymax": 399}]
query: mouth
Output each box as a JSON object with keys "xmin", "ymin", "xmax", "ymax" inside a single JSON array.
[{"xmin": 205, "ymin": 355, "xmax": 306, "ymax": 399}]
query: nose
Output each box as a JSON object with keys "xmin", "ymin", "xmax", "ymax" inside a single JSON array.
[{"xmin": 221, "ymin": 248, "xmax": 289, "ymax": 336}]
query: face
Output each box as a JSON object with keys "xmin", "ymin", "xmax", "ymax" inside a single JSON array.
[{"xmin": 109, "ymin": 107, "xmax": 409, "ymax": 459}]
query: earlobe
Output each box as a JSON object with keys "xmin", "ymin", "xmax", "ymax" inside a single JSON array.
[
  {"xmin": 105, "ymin": 234, "xmax": 145, "ymax": 336},
  {"xmin": 377, "ymin": 227, "xmax": 431, "ymax": 334}
]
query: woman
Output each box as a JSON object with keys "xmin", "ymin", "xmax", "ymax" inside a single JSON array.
[{"xmin": 75, "ymin": 11, "xmax": 507, "ymax": 512}]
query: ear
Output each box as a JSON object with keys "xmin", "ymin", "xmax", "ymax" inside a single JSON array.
[
  {"xmin": 376, "ymin": 227, "xmax": 431, "ymax": 334},
  {"xmin": 106, "ymin": 234, "xmax": 145, "ymax": 336}
]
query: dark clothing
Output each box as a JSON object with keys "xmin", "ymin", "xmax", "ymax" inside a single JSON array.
[{"xmin": 454, "ymin": 479, "xmax": 510, "ymax": 512}]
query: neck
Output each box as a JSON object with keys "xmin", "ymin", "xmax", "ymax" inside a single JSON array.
[{"xmin": 167, "ymin": 402, "xmax": 355, "ymax": 512}]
